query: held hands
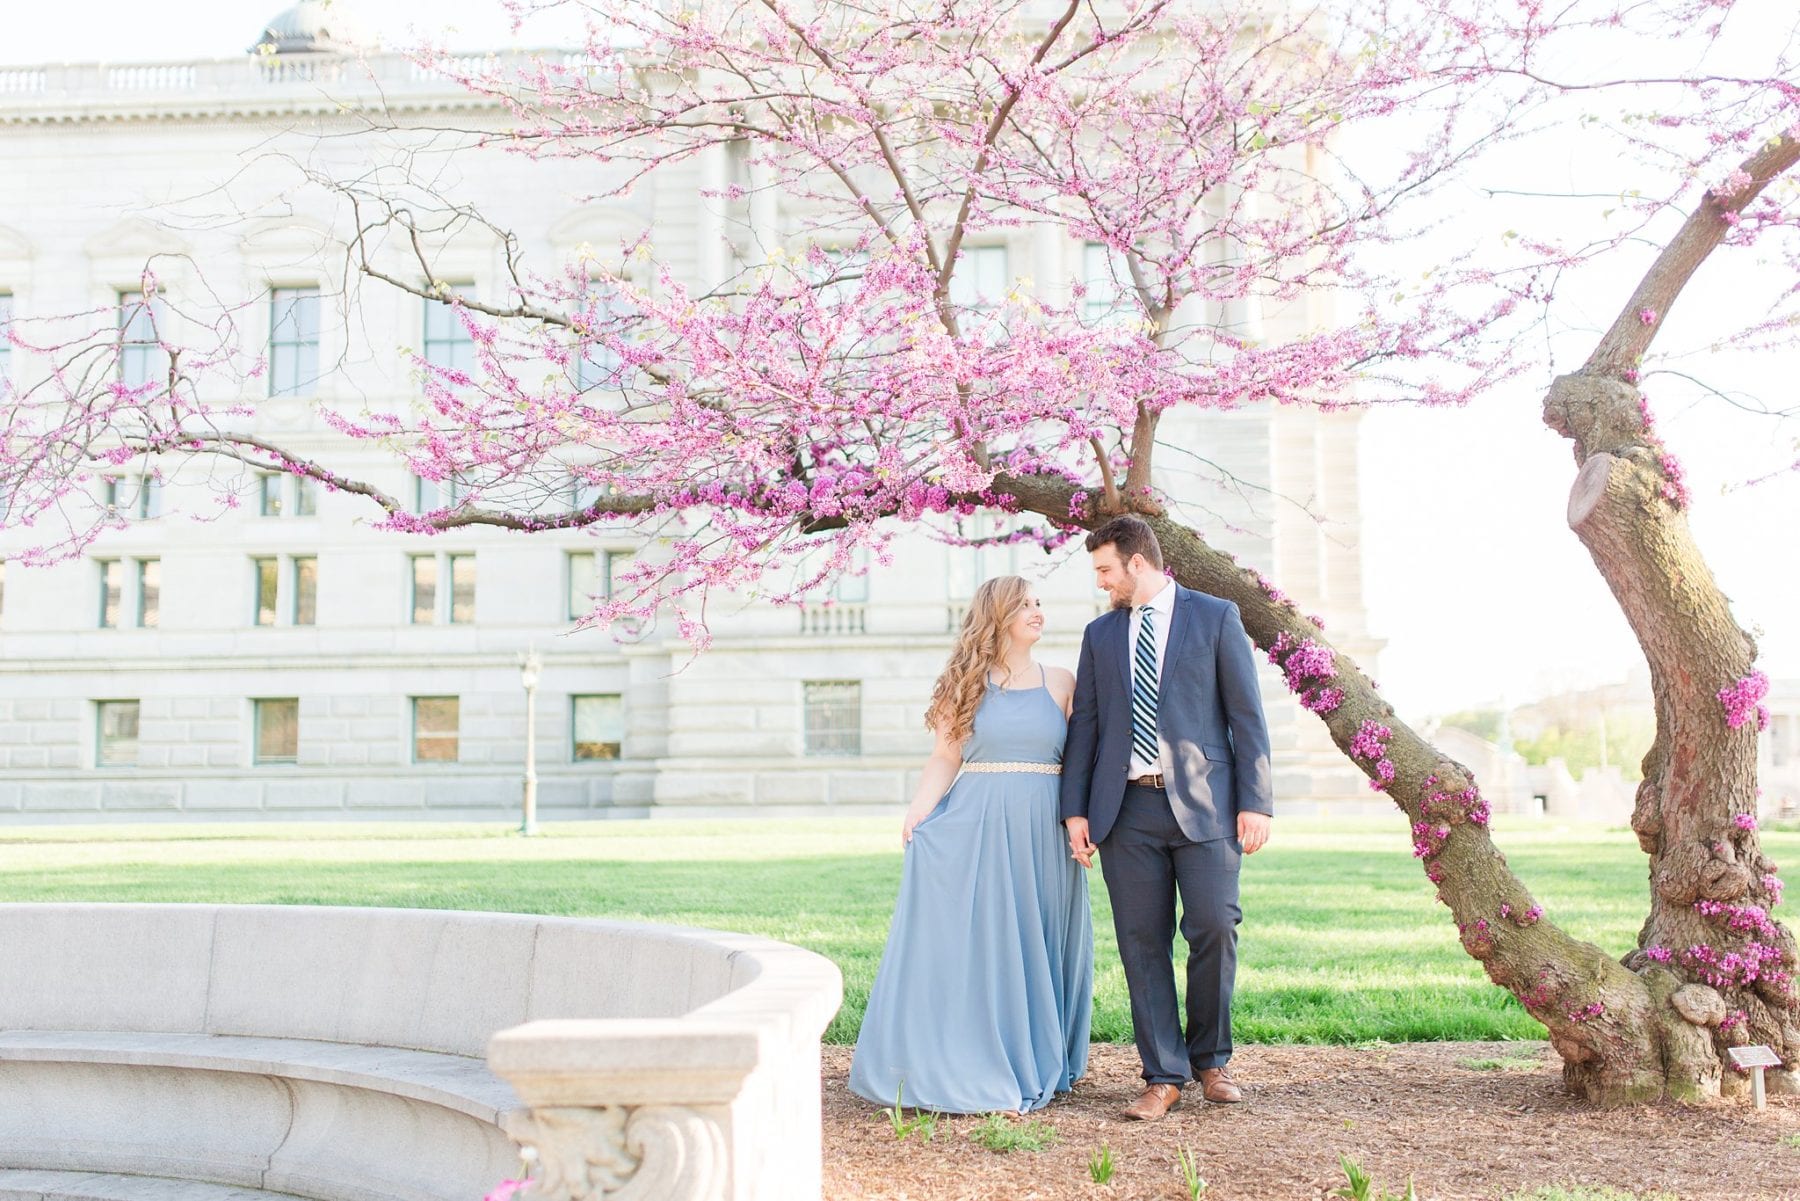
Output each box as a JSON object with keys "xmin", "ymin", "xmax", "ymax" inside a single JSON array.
[
  {"xmin": 1238, "ymin": 811, "xmax": 1271, "ymax": 855},
  {"xmin": 1065, "ymin": 817, "xmax": 1096, "ymax": 869}
]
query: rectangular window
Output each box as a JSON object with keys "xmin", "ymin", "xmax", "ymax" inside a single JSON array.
[
  {"xmin": 448, "ymin": 554, "xmax": 475, "ymax": 624},
  {"xmin": 96, "ymin": 699, "xmax": 140, "ymax": 767},
  {"xmin": 410, "ymin": 554, "xmax": 438, "ymax": 624},
  {"xmin": 97, "ymin": 559, "xmax": 122, "ymax": 628},
  {"xmin": 292, "ymin": 556, "xmax": 317, "ymax": 626},
  {"xmin": 254, "ymin": 697, "xmax": 300, "ymax": 765},
  {"xmin": 803, "ymin": 681, "xmax": 862, "ymax": 756},
  {"xmin": 423, "ymin": 294, "xmax": 476, "ymax": 373},
  {"xmin": 835, "ymin": 548, "xmax": 871, "ymax": 603},
  {"xmin": 136, "ymin": 559, "xmax": 160, "ymax": 629},
  {"xmin": 572, "ymin": 694, "xmax": 624, "ymax": 761},
  {"xmin": 567, "ymin": 551, "xmax": 597, "ymax": 620},
  {"xmin": 135, "ymin": 476, "xmax": 162, "ymax": 519},
  {"xmin": 574, "ymin": 286, "xmax": 630, "ymax": 391},
  {"xmin": 259, "ymin": 473, "xmax": 284, "ymax": 517},
  {"xmin": 268, "ymin": 286, "xmax": 320, "ymax": 398},
  {"xmin": 253, "ymin": 556, "xmax": 278, "ymax": 626},
  {"xmin": 415, "ymin": 475, "xmax": 442, "ymax": 513},
  {"xmin": 1082, "ymin": 241, "xmax": 1128, "ymax": 324},
  {"xmin": 412, "ymin": 696, "xmax": 459, "ymax": 763},
  {"xmin": 949, "ymin": 245, "xmax": 1009, "ymax": 317},
  {"xmin": 605, "ymin": 549, "xmax": 633, "ymax": 598},
  {"xmin": 567, "ymin": 473, "xmax": 607, "ymax": 513},
  {"xmin": 117, "ymin": 290, "xmax": 166, "ymax": 389},
  {"xmin": 101, "ymin": 477, "xmax": 121, "ymax": 512},
  {"xmin": 295, "ymin": 475, "xmax": 319, "ymax": 517}
]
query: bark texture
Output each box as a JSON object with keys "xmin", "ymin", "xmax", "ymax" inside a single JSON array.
[{"xmin": 1540, "ymin": 132, "xmax": 1800, "ymax": 1100}]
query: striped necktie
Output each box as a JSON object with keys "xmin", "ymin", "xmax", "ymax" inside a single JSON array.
[{"xmin": 1132, "ymin": 606, "xmax": 1159, "ymax": 766}]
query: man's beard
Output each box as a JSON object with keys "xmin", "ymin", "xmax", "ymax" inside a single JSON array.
[{"xmin": 1108, "ymin": 570, "xmax": 1138, "ymax": 610}]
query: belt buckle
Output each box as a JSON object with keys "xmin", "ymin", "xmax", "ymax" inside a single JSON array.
[{"xmin": 1134, "ymin": 772, "xmax": 1165, "ymax": 789}]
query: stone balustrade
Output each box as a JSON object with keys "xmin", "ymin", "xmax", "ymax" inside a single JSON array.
[{"xmin": 0, "ymin": 904, "xmax": 842, "ymax": 1201}]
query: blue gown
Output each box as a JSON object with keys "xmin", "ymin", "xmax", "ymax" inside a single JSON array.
[{"xmin": 849, "ymin": 673, "xmax": 1093, "ymax": 1114}]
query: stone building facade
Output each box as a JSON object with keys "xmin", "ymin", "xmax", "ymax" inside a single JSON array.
[{"xmin": 0, "ymin": 12, "xmax": 1380, "ymax": 821}]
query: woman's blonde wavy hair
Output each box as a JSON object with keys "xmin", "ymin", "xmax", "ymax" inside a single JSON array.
[{"xmin": 925, "ymin": 575, "xmax": 1035, "ymax": 743}]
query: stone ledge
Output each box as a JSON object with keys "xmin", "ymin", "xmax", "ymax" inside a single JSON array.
[
  {"xmin": 0, "ymin": 1031, "xmax": 516, "ymax": 1122},
  {"xmin": 0, "ymin": 1168, "xmax": 313, "ymax": 1201}
]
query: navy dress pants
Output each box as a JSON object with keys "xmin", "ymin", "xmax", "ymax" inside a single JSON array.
[{"xmin": 1099, "ymin": 782, "xmax": 1243, "ymax": 1084}]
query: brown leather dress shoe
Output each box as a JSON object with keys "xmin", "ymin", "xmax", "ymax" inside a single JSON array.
[
  {"xmin": 1121, "ymin": 1082, "xmax": 1183, "ymax": 1120},
  {"xmin": 1199, "ymin": 1067, "xmax": 1243, "ymax": 1104}
]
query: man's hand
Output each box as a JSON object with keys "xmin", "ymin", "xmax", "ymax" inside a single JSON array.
[
  {"xmin": 1065, "ymin": 816, "xmax": 1097, "ymax": 868},
  {"xmin": 1238, "ymin": 811, "xmax": 1271, "ymax": 855}
]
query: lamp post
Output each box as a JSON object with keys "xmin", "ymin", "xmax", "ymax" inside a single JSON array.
[{"xmin": 519, "ymin": 648, "xmax": 542, "ymax": 836}]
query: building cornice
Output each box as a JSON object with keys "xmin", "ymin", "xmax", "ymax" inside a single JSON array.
[{"xmin": 0, "ymin": 51, "xmax": 546, "ymax": 126}]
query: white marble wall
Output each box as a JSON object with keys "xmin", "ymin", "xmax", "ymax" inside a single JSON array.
[{"xmin": 0, "ymin": 46, "xmax": 1380, "ymax": 820}]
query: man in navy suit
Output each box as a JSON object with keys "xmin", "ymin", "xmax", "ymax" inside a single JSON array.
[{"xmin": 1060, "ymin": 515, "xmax": 1274, "ymax": 1121}]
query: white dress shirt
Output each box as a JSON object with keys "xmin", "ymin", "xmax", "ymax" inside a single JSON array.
[{"xmin": 1126, "ymin": 575, "xmax": 1175, "ymax": 779}]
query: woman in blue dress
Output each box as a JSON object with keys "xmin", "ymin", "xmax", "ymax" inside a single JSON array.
[{"xmin": 849, "ymin": 575, "xmax": 1093, "ymax": 1115}]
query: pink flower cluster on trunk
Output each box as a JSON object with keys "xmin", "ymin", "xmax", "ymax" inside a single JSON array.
[
  {"xmin": 1267, "ymin": 631, "xmax": 1342, "ymax": 714},
  {"xmin": 1350, "ymin": 720, "xmax": 1396, "ymax": 791},
  {"xmin": 1718, "ymin": 671, "xmax": 1772, "ymax": 731}
]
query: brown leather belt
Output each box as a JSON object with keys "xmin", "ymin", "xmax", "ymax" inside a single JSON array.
[{"xmin": 1129, "ymin": 773, "xmax": 1166, "ymax": 789}]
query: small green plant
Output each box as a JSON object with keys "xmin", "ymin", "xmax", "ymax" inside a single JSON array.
[
  {"xmin": 878, "ymin": 1082, "xmax": 938, "ymax": 1143},
  {"xmin": 968, "ymin": 1112, "xmax": 1057, "ymax": 1153},
  {"xmin": 1088, "ymin": 1143, "xmax": 1116, "ymax": 1184},
  {"xmin": 1783, "ymin": 1134, "xmax": 1800, "ymax": 1150},
  {"xmin": 1177, "ymin": 1147, "xmax": 1207, "ymax": 1198},
  {"xmin": 1334, "ymin": 1155, "xmax": 1418, "ymax": 1201}
]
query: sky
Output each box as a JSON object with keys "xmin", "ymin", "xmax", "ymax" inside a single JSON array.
[{"xmin": 5, "ymin": 1, "xmax": 1796, "ymax": 719}]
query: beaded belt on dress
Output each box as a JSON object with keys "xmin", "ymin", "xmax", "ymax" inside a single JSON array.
[{"xmin": 961, "ymin": 762, "xmax": 1062, "ymax": 775}]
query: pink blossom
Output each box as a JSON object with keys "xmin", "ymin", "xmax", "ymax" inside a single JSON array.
[{"xmin": 1718, "ymin": 671, "xmax": 1771, "ymax": 731}]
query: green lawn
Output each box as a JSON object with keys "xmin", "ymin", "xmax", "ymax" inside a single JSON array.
[{"xmin": 0, "ymin": 817, "xmax": 1776, "ymax": 1046}]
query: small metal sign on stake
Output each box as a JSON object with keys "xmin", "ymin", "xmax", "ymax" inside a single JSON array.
[{"xmin": 1728, "ymin": 1045, "xmax": 1782, "ymax": 1110}]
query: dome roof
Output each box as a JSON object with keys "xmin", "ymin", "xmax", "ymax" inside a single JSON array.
[{"xmin": 250, "ymin": 1, "xmax": 363, "ymax": 55}]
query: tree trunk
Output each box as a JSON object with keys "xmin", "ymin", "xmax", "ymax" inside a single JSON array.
[
  {"xmin": 1538, "ymin": 131, "xmax": 1800, "ymax": 1098},
  {"xmin": 996, "ymin": 471, "xmax": 1687, "ymax": 1105}
]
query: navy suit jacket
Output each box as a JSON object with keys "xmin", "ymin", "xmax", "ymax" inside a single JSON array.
[{"xmin": 1059, "ymin": 585, "xmax": 1274, "ymax": 845}]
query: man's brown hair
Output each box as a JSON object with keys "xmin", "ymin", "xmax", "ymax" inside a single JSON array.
[{"xmin": 1084, "ymin": 515, "xmax": 1164, "ymax": 570}]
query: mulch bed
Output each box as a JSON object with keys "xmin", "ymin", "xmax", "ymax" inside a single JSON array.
[{"xmin": 822, "ymin": 1042, "xmax": 1800, "ymax": 1200}]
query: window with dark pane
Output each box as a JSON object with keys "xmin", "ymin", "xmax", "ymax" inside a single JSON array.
[
  {"xmin": 268, "ymin": 286, "xmax": 320, "ymax": 398},
  {"xmin": 293, "ymin": 556, "xmax": 317, "ymax": 626},
  {"xmin": 572, "ymin": 694, "xmax": 624, "ymax": 761},
  {"xmin": 253, "ymin": 556, "xmax": 278, "ymax": 626},
  {"xmin": 412, "ymin": 696, "xmax": 459, "ymax": 762},
  {"xmin": 411, "ymin": 554, "xmax": 438, "ymax": 624},
  {"xmin": 803, "ymin": 681, "xmax": 862, "ymax": 756},
  {"xmin": 254, "ymin": 698, "xmax": 299, "ymax": 765},
  {"xmin": 136, "ymin": 559, "xmax": 159, "ymax": 629},
  {"xmin": 449, "ymin": 554, "xmax": 475, "ymax": 624},
  {"xmin": 96, "ymin": 700, "xmax": 140, "ymax": 767}
]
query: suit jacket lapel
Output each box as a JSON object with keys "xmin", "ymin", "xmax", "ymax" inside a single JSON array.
[
  {"xmin": 1166, "ymin": 584, "xmax": 1196, "ymax": 668},
  {"xmin": 1110, "ymin": 607, "xmax": 1132, "ymax": 695}
]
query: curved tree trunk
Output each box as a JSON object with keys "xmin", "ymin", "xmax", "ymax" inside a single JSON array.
[
  {"xmin": 1540, "ymin": 132, "xmax": 1800, "ymax": 1098},
  {"xmin": 999, "ymin": 471, "xmax": 1684, "ymax": 1105},
  {"xmin": 1001, "ymin": 130, "xmax": 1800, "ymax": 1101}
]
